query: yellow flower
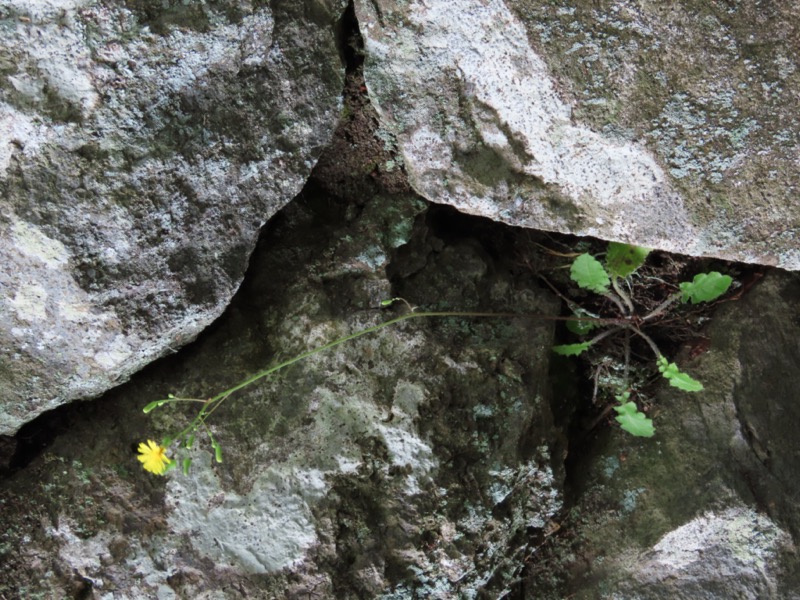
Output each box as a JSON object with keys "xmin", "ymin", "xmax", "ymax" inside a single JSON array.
[{"xmin": 137, "ymin": 440, "xmax": 172, "ymax": 475}]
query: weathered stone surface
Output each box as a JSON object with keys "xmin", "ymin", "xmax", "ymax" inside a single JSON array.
[
  {"xmin": 3, "ymin": 13, "xmax": 800, "ymax": 593},
  {"xmin": 526, "ymin": 270, "xmax": 800, "ymax": 598},
  {"xmin": 4, "ymin": 180, "xmax": 800, "ymax": 597},
  {"xmin": 0, "ymin": 186, "xmax": 564, "ymax": 598},
  {"xmin": 355, "ymin": 0, "xmax": 800, "ymax": 270},
  {"xmin": 0, "ymin": 0, "xmax": 347, "ymax": 433},
  {"xmin": 619, "ymin": 506, "xmax": 793, "ymax": 598}
]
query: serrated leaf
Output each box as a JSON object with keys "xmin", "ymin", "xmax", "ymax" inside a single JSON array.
[
  {"xmin": 679, "ymin": 272, "xmax": 733, "ymax": 304},
  {"xmin": 570, "ymin": 253, "xmax": 610, "ymax": 294},
  {"xmin": 606, "ymin": 242, "xmax": 650, "ymax": 278},
  {"xmin": 657, "ymin": 356, "xmax": 704, "ymax": 392},
  {"xmin": 665, "ymin": 370, "xmax": 704, "ymax": 392},
  {"xmin": 614, "ymin": 402, "xmax": 655, "ymax": 437},
  {"xmin": 656, "ymin": 355, "xmax": 673, "ymax": 375},
  {"xmin": 553, "ymin": 342, "xmax": 592, "ymax": 356}
]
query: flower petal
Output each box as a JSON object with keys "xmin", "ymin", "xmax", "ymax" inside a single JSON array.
[{"xmin": 137, "ymin": 440, "xmax": 171, "ymax": 475}]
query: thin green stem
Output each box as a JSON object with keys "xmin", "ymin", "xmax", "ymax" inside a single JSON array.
[
  {"xmin": 202, "ymin": 420, "xmax": 217, "ymax": 447},
  {"xmin": 203, "ymin": 309, "xmax": 617, "ymax": 405},
  {"xmin": 162, "ymin": 397, "xmax": 208, "ymax": 404},
  {"xmin": 205, "ymin": 311, "xmax": 517, "ymax": 403},
  {"xmin": 170, "ymin": 406, "xmax": 209, "ymax": 447},
  {"xmin": 157, "ymin": 308, "xmax": 627, "ymax": 452},
  {"xmin": 199, "ymin": 391, "xmax": 232, "ymax": 423}
]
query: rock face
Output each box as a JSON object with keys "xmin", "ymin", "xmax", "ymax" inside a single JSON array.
[
  {"xmin": 526, "ymin": 269, "xmax": 800, "ymax": 598},
  {"xmin": 355, "ymin": 0, "xmax": 800, "ymax": 270},
  {"xmin": 3, "ymin": 3, "xmax": 800, "ymax": 596},
  {"xmin": 5, "ymin": 187, "xmax": 800, "ymax": 597},
  {"xmin": 0, "ymin": 186, "xmax": 565, "ymax": 598},
  {"xmin": 0, "ymin": 0, "xmax": 347, "ymax": 434}
]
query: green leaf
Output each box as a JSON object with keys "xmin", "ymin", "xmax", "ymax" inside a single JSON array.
[
  {"xmin": 163, "ymin": 459, "xmax": 178, "ymax": 473},
  {"xmin": 679, "ymin": 272, "xmax": 732, "ymax": 304},
  {"xmin": 213, "ymin": 443, "xmax": 223, "ymax": 464},
  {"xmin": 656, "ymin": 355, "xmax": 672, "ymax": 374},
  {"xmin": 553, "ymin": 341, "xmax": 592, "ymax": 356},
  {"xmin": 570, "ymin": 253, "xmax": 610, "ymax": 294},
  {"xmin": 615, "ymin": 391, "xmax": 631, "ymax": 403},
  {"xmin": 160, "ymin": 436, "xmax": 173, "ymax": 449},
  {"xmin": 657, "ymin": 356, "xmax": 704, "ymax": 392},
  {"xmin": 565, "ymin": 309, "xmax": 598, "ymax": 335},
  {"xmin": 614, "ymin": 402, "xmax": 655, "ymax": 437},
  {"xmin": 184, "ymin": 434, "xmax": 195, "ymax": 449},
  {"xmin": 665, "ymin": 370, "xmax": 704, "ymax": 392},
  {"xmin": 606, "ymin": 242, "xmax": 650, "ymax": 278},
  {"xmin": 182, "ymin": 457, "xmax": 192, "ymax": 475}
]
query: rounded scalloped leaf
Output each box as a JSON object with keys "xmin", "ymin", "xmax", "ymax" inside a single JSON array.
[
  {"xmin": 570, "ymin": 253, "xmax": 610, "ymax": 294},
  {"xmin": 679, "ymin": 272, "xmax": 733, "ymax": 304},
  {"xmin": 565, "ymin": 310, "xmax": 597, "ymax": 335},
  {"xmin": 606, "ymin": 242, "xmax": 650, "ymax": 278}
]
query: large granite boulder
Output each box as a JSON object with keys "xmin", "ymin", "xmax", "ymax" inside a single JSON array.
[
  {"xmin": 355, "ymin": 0, "xmax": 800, "ymax": 269},
  {"xmin": 0, "ymin": 0, "xmax": 347, "ymax": 434}
]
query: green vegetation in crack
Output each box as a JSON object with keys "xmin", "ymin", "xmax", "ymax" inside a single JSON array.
[
  {"xmin": 552, "ymin": 242, "xmax": 732, "ymax": 437},
  {"xmin": 137, "ymin": 300, "xmax": 531, "ymax": 475},
  {"xmin": 136, "ymin": 243, "xmax": 732, "ymax": 474}
]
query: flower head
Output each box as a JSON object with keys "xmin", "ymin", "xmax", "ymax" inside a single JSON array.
[{"xmin": 137, "ymin": 440, "xmax": 172, "ymax": 475}]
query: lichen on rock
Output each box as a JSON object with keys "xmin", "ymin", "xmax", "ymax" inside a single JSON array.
[{"xmin": 356, "ymin": 0, "xmax": 800, "ymax": 270}]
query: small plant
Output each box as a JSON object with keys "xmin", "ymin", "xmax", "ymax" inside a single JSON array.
[
  {"xmin": 552, "ymin": 242, "xmax": 732, "ymax": 437},
  {"xmin": 138, "ymin": 304, "xmax": 523, "ymax": 475},
  {"xmin": 136, "ymin": 244, "xmax": 732, "ymax": 474}
]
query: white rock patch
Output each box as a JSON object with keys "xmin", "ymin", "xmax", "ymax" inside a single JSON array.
[{"xmin": 167, "ymin": 379, "xmax": 439, "ymax": 574}]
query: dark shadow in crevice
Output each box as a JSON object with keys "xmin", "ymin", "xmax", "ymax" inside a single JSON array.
[{"xmin": 336, "ymin": 0, "xmax": 365, "ymax": 74}]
